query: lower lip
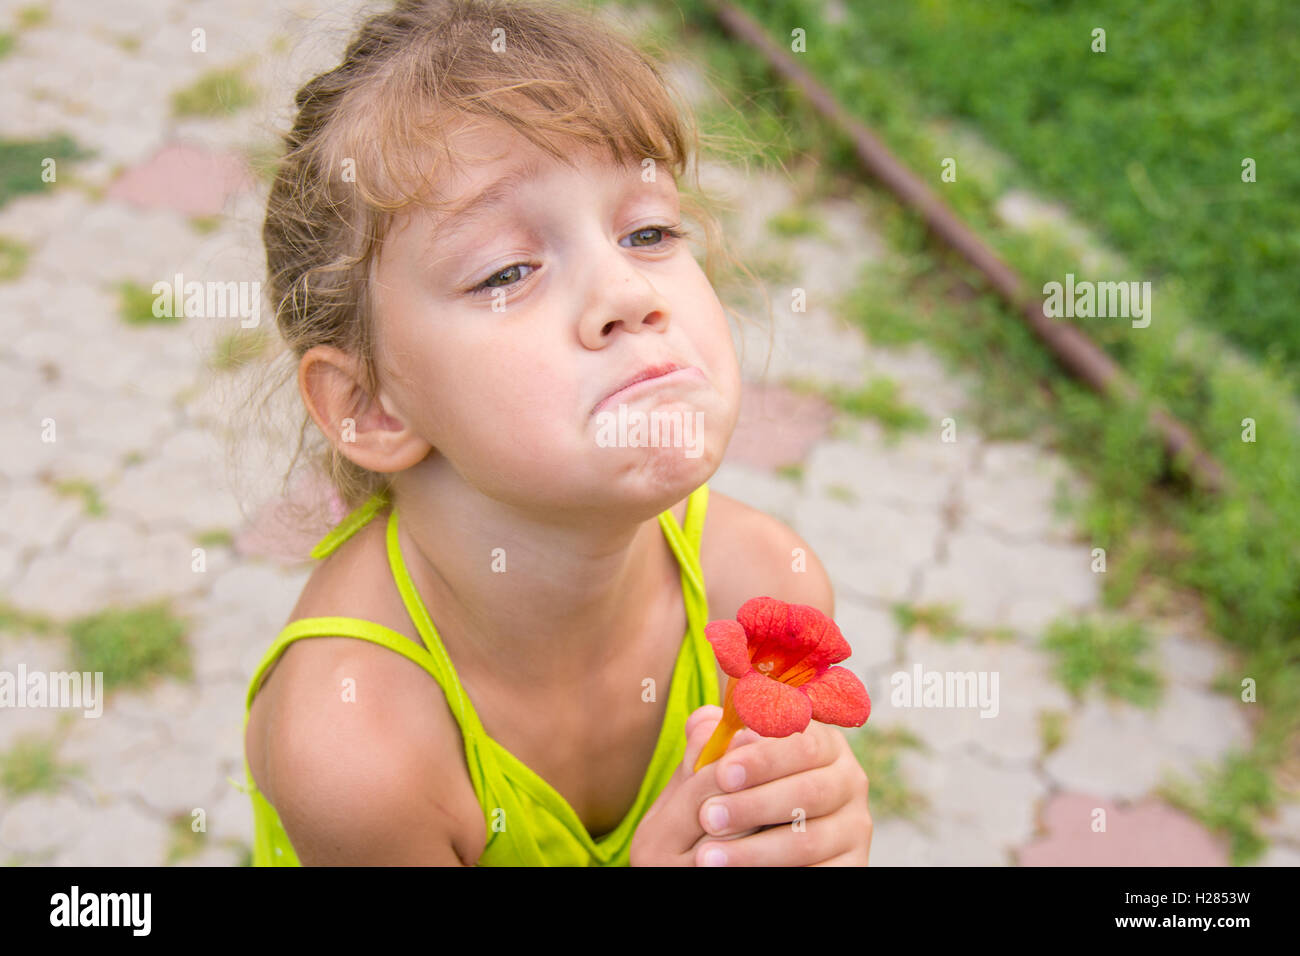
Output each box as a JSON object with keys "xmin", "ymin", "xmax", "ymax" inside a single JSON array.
[{"xmin": 593, "ymin": 366, "xmax": 706, "ymax": 416}]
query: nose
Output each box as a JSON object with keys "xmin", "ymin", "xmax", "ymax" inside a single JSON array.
[{"xmin": 576, "ymin": 247, "xmax": 672, "ymax": 349}]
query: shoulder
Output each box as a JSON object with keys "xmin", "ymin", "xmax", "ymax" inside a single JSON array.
[
  {"xmin": 697, "ymin": 487, "xmax": 835, "ymax": 621},
  {"xmin": 245, "ymin": 511, "xmax": 483, "ymax": 864},
  {"xmin": 255, "ymin": 634, "xmax": 475, "ymax": 864}
]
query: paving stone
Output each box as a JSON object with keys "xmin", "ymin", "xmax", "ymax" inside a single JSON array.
[
  {"xmin": 27, "ymin": 380, "xmax": 178, "ymax": 458},
  {"xmin": 106, "ymin": 142, "xmax": 256, "ymax": 217},
  {"xmin": 164, "ymin": 676, "xmax": 250, "ymax": 772},
  {"xmin": 101, "ymin": 456, "xmax": 245, "ymax": 532},
  {"xmin": 1155, "ymin": 632, "xmax": 1234, "ymax": 690},
  {"xmin": 793, "ymin": 495, "xmax": 943, "ymax": 604},
  {"xmin": 723, "ymin": 382, "xmax": 837, "ymax": 470},
  {"xmin": 1258, "ymin": 798, "xmax": 1300, "ymax": 845},
  {"xmin": 8, "ymin": 551, "xmax": 121, "ymax": 618},
  {"xmin": 55, "ymin": 704, "xmax": 171, "ymax": 806},
  {"xmin": 0, "ymin": 792, "xmax": 90, "ymax": 855},
  {"xmin": 897, "ymin": 746, "xmax": 1046, "ymax": 859},
  {"xmin": 202, "ymin": 772, "xmax": 256, "ymax": 848},
  {"xmin": 831, "ymin": 596, "xmax": 898, "ymax": 674},
  {"xmin": 1248, "ymin": 844, "xmax": 1300, "ymax": 867},
  {"xmin": 46, "ymin": 797, "xmax": 171, "ymax": 866},
  {"xmin": 961, "ymin": 456, "xmax": 1081, "ymax": 542},
  {"xmin": 1016, "ymin": 793, "xmax": 1230, "ymax": 866},
  {"xmin": 867, "ymin": 817, "xmax": 935, "ymax": 867},
  {"xmin": 703, "ymin": 460, "xmax": 802, "ymax": 526},
  {"xmin": 1042, "ymin": 686, "xmax": 1254, "ymax": 801},
  {"xmin": 125, "ymin": 742, "xmax": 233, "ymax": 818},
  {"xmin": 915, "ymin": 530, "xmax": 1099, "ymax": 631},
  {"xmin": 0, "ymin": 631, "xmax": 78, "ymax": 746},
  {"xmin": 174, "ymin": 841, "xmax": 246, "ymax": 867},
  {"xmin": 0, "ymin": 482, "xmax": 83, "ymax": 553},
  {"xmin": 804, "ymin": 433, "xmax": 958, "ymax": 514},
  {"xmin": 880, "ymin": 633, "xmax": 1073, "ymax": 761}
]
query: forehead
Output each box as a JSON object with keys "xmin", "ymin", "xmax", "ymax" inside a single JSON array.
[{"xmin": 425, "ymin": 122, "xmax": 677, "ymax": 236}]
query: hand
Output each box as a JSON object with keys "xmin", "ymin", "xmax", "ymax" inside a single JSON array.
[
  {"xmin": 689, "ymin": 711, "xmax": 872, "ymax": 866},
  {"xmin": 629, "ymin": 706, "xmax": 766, "ymax": 866}
]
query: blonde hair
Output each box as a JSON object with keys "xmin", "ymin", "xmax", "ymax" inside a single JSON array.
[{"xmin": 237, "ymin": 0, "xmax": 766, "ymax": 526}]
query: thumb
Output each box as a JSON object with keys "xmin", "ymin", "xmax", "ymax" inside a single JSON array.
[{"xmin": 680, "ymin": 706, "xmax": 723, "ymax": 777}]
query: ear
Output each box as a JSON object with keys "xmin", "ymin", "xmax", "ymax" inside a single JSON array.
[{"xmin": 298, "ymin": 345, "xmax": 431, "ymax": 473}]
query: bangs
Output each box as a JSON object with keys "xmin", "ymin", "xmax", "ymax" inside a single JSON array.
[{"xmin": 325, "ymin": 9, "xmax": 694, "ymax": 218}]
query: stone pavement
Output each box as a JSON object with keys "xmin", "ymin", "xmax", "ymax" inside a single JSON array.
[{"xmin": 0, "ymin": 0, "xmax": 1292, "ymax": 866}]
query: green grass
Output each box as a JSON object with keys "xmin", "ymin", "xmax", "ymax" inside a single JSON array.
[
  {"xmin": 210, "ymin": 328, "xmax": 269, "ymax": 371},
  {"xmin": 171, "ymin": 66, "xmax": 258, "ymax": 118},
  {"xmin": 116, "ymin": 279, "xmax": 178, "ymax": 325},
  {"xmin": 189, "ymin": 215, "xmax": 222, "ymax": 235},
  {"xmin": 193, "ymin": 528, "xmax": 234, "ymax": 548},
  {"xmin": 892, "ymin": 602, "xmax": 962, "ymax": 640},
  {"xmin": 655, "ymin": 0, "xmax": 1300, "ymax": 860},
  {"xmin": 1159, "ymin": 751, "xmax": 1276, "ymax": 866},
  {"xmin": 892, "ymin": 601, "xmax": 1016, "ymax": 644},
  {"xmin": 66, "ymin": 602, "xmax": 192, "ymax": 692},
  {"xmin": 0, "ymin": 33, "xmax": 13, "ymax": 60},
  {"xmin": 0, "ymin": 732, "xmax": 82, "ymax": 798},
  {"xmin": 0, "ymin": 134, "xmax": 88, "ymax": 209},
  {"xmin": 845, "ymin": 724, "xmax": 928, "ymax": 822},
  {"xmin": 15, "ymin": 5, "xmax": 49, "ymax": 29},
  {"xmin": 787, "ymin": 375, "xmax": 928, "ymax": 439},
  {"xmin": 766, "ymin": 206, "xmax": 826, "ymax": 238},
  {"xmin": 715, "ymin": 0, "xmax": 1300, "ymax": 382},
  {"xmin": 1039, "ymin": 710, "xmax": 1068, "ymax": 757},
  {"xmin": 774, "ymin": 462, "xmax": 804, "ymax": 483},
  {"xmin": 0, "ymin": 601, "xmax": 56, "ymax": 635},
  {"xmin": 0, "ymin": 235, "xmax": 29, "ymax": 281},
  {"xmin": 52, "ymin": 478, "xmax": 104, "ymax": 517},
  {"xmin": 1040, "ymin": 615, "xmax": 1164, "ymax": 708}
]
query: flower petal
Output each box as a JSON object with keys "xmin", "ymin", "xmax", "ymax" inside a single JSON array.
[
  {"xmin": 780, "ymin": 600, "xmax": 852, "ymax": 671},
  {"xmin": 802, "ymin": 666, "xmax": 871, "ymax": 727},
  {"xmin": 732, "ymin": 670, "xmax": 812, "ymax": 737},
  {"xmin": 705, "ymin": 620, "xmax": 753, "ymax": 679},
  {"xmin": 736, "ymin": 596, "xmax": 789, "ymax": 643}
]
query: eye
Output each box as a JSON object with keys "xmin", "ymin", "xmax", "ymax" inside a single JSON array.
[
  {"xmin": 624, "ymin": 224, "xmax": 688, "ymax": 248},
  {"xmin": 465, "ymin": 224, "xmax": 687, "ymax": 297},
  {"xmin": 469, "ymin": 263, "xmax": 535, "ymax": 297}
]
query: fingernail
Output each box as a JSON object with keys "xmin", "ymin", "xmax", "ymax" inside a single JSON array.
[
  {"xmin": 706, "ymin": 803, "xmax": 729, "ymax": 833},
  {"xmin": 703, "ymin": 848, "xmax": 727, "ymax": 867},
  {"xmin": 722, "ymin": 763, "xmax": 745, "ymax": 790}
]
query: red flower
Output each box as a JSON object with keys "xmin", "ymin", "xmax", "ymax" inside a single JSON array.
[{"xmin": 694, "ymin": 596, "xmax": 871, "ymax": 772}]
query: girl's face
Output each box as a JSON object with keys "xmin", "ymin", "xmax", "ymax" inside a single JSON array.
[{"xmin": 370, "ymin": 121, "xmax": 742, "ymax": 517}]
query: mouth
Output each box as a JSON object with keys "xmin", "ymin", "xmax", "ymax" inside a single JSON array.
[{"xmin": 591, "ymin": 362, "xmax": 701, "ymax": 416}]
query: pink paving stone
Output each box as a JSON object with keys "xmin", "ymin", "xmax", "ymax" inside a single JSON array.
[
  {"xmin": 723, "ymin": 382, "xmax": 837, "ymax": 470},
  {"xmin": 1016, "ymin": 792, "xmax": 1230, "ymax": 866},
  {"xmin": 106, "ymin": 142, "xmax": 255, "ymax": 216},
  {"xmin": 234, "ymin": 469, "xmax": 348, "ymax": 565}
]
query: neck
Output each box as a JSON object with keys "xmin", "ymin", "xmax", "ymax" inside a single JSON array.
[{"xmin": 389, "ymin": 455, "xmax": 682, "ymax": 692}]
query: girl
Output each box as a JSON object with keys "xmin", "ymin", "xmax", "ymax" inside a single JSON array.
[{"xmin": 240, "ymin": 0, "xmax": 872, "ymax": 866}]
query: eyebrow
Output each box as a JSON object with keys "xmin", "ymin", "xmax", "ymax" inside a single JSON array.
[
  {"xmin": 432, "ymin": 158, "xmax": 547, "ymax": 242},
  {"xmin": 426, "ymin": 158, "xmax": 678, "ymax": 256}
]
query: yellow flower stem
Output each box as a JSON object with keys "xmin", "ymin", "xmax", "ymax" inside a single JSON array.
[{"xmin": 694, "ymin": 675, "xmax": 745, "ymax": 773}]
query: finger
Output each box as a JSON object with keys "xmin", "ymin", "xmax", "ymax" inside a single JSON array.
[
  {"xmin": 683, "ymin": 705, "xmax": 722, "ymax": 741},
  {"xmin": 699, "ymin": 761, "xmax": 847, "ymax": 841},
  {"xmin": 695, "ymin": 801, "xmax": 858, "ymax": 867},
  {"xmin": 711, "ymin": 722, "xmax": 840, "ymax": 797}
]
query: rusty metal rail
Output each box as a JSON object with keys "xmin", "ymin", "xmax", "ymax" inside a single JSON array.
[{"xmin": 707, "ymin": 0, "xmax": 1227, "ymax": 494}]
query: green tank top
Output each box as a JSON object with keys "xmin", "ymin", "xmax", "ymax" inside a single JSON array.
[{"xmin": 239, "ymin": 482, "xmax": 718, "ymax": 866}]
